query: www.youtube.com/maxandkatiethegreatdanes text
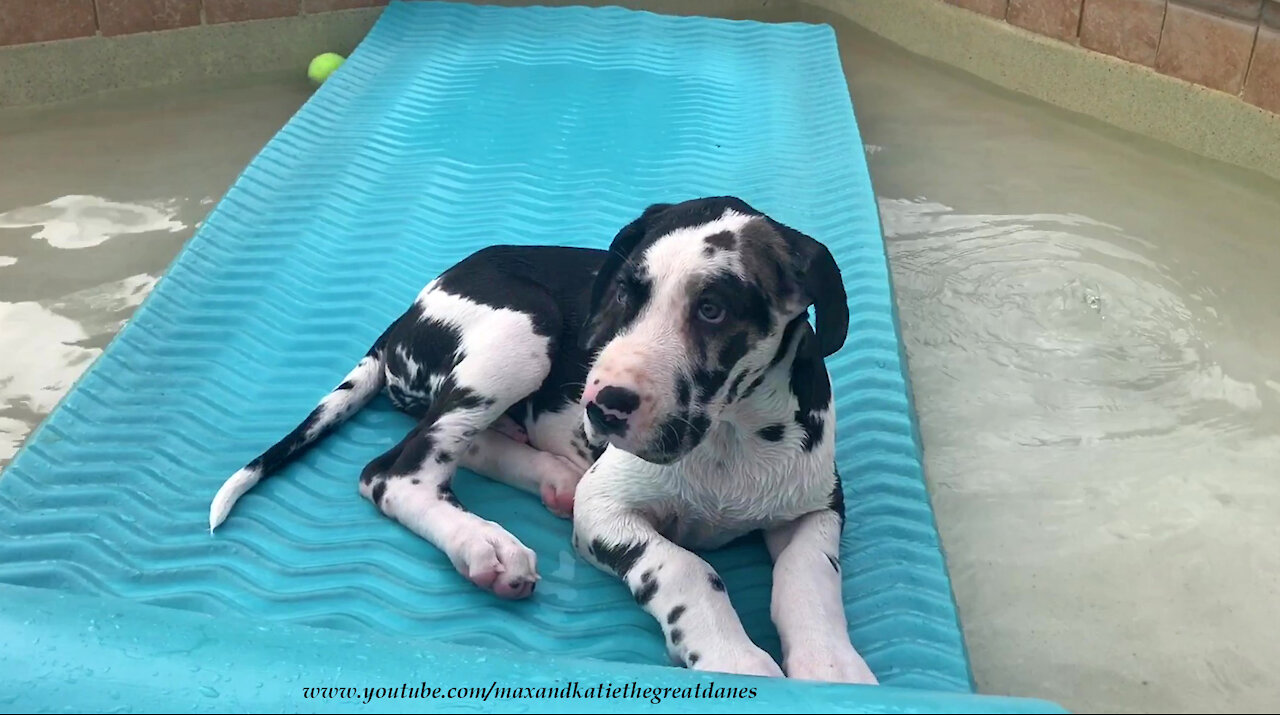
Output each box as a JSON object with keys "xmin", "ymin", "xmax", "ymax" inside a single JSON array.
[{"xmin": 301, "ymin": 681, "xmax": 758, "ymax": 705}]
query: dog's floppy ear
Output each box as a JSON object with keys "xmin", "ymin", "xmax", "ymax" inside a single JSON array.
[
  {"xmin": 583, "ymin": 202, "xmax": 673, "ymax": 337},
  {"xmin": 770, "ymin": 220, "xmax": 849, "ymax": 358}
]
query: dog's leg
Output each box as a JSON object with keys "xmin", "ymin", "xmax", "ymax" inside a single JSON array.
[
  {"xmin": 359, "ymin": 401, "xmax": 542, "ymax": 600},
  {"xmin": 460, "ymin": 429, "xmax": 583, "ymax": 518},
  {"xmin": 360, "ymin": 324, "xmax": 553, "ymax": 599},
  {"xmin": 764, "ymin": 509, "xmax": 877, "ymax": 684},
  {"xmin": 572, "ymin": 453, "xmax": 783, "ymax": 677}
]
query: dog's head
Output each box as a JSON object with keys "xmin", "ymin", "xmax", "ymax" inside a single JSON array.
[{"xmin": 579, "ymin": 197, "xmax": 848, "ymax": 464}]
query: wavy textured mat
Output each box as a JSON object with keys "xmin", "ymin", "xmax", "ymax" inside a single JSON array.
[{"xmin": 0, "ymin": 2, "xmax": 1065, "ymax": 712}]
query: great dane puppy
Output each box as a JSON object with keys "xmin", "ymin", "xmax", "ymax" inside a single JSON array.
[{"xmin": 209, "ymin": 196, "xmax": 876, "ymax": 684}]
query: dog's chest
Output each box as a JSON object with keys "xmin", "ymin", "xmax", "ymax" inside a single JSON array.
[{"xmin": 653, "ymin": 432, "xmax": 834, "ymax": 550}]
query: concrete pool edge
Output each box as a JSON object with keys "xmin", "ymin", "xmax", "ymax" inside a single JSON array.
[
  {"xmin": 820, "ymin": 0, "xmax": 1280, "ymax": 183},
  {"xmin": 0, "ymin": 8, "xmax": 384, "ymax": 108},
  {"xmin": 2, "ymin": 0, "xmax": 1279, "ymax": 182}
]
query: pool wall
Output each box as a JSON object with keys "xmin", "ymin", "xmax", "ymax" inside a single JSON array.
[{"xmin": 3, "ymin": 0, "xmax": 1279, "ymax": 180}]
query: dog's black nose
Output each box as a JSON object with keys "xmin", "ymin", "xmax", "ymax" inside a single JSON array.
[
  {"xmin": 596, "ymin": 386, "xmax": 640, "ymax": 414},
  {"xmin": 586, "ymin": 401, "xmax": 629, "ymax": 436}
]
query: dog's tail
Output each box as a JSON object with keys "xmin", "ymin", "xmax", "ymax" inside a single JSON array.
[{"xmin": 208, "ymin": 324, "xmax": 395, "ymax": 532}]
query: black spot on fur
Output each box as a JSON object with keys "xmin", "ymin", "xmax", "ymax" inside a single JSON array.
[
  {"xmin": 337, "ymin": 380, "xmax": 355, "ymax": 391},
  {"xmin": 687, "ymin": 413, "xmax": 711, "ymax": 449},
  {"xmin": 796, "ymin": 410, "xmax": 825, "ymax": 452},
  {"xmin": 769, "ymin": 314, "xmax": 809, "ymax": 369},
  {"xmin": 739, "ymin": 285, "xmax": 774, "ymax": 335},
  {"xmin": 705, "ymin": 230, "xmax": 736, "ymax": 251},
  {"xmin": 388, "ymin": 427, "xmax": 437, "ymax": 477},
  {"xmin": 360, "ymin": 446, "xmax": 398, "ymax": 484},
  {"xmin": 740, "ymin": 372, "xmax": 767, "ymax": 401},
  {"xmin": 411, "ymin": 478, "xmax": 420, "ymax": 485},
  {"xmin": 384, "ymin": 315, "xmax": 465, "ymax": 416},
  {"xmin": 785, "ymin": 329, "xmax": 831, "ymax": 452},
  {"xmin": 693, "ymin": 368, "xmax": 729, "ymax": 402},
  {"xmin": 676, "ymin": 377, "xmax": 691, "ymax": 407},
  {"xmin": 590, "ymin": 539, "xmax": 647, "ymax": 579},
  {"xmin": 438, "ymin": 484, "xmax": 462, "ymax": 508},
  {"xmin": 718, "ymin": 332, "xmax": 749, "ymax": 370},
  {"xmin": 708, "ymin": 574, "xmax": 725, "ymax": 592},
  {"xmin": 670, "ymin": 628, "xmax": 684, "ymax": 645},
  {"xmin": 688, "ymin": 653, "xmax": 700, "ymax": 666},
  {"xmin": 830, "ymin": 467, "xmax": 846, "ymax": 528},
  {"xmin": 667, "ymin": 605, "xmax": 686, "ymax": 625},
  {"xmin": 702, "ymin": 245, "xmax": 716, "ymax": 257},
  {"xmin": 634, "ymin": 575, "xmax": 659, "ymax": 606},
  {"xmin": 757, "ymin": 423, "xmax": 785, "ymax": 442},
  {"xmin": 435, "ymin": 451, "xmax": 453, "ymax": 464},
  {"xmin": 371, "ymin": 480, "xmax": 387, "ymax": 506},
  {"xmin": 827, "ymin": 554, "xmax": 840, "ymax": 572},
  {"xmin": 725, "ymin": 371, "xmax": 748, "ymax": 404}
]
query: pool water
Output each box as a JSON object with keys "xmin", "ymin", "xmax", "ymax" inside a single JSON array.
[{"xmin": 2, "ymin": 25, "xmax": 1278, "ymax": 715}]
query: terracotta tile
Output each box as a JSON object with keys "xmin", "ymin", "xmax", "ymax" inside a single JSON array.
[
  {"xmin": 96, "ymin": 0, "xmax": 201, "ymax": 36},
  {"xmin": 204, "ymin": 0, "xmax": 302, "ymax": 24},
  {"xmin": 304, "ymin": 0, "xmax": 387, "ymax": 11},
  {"xmin": 1156, "ymin": 3, "xmax": 1257, "ymax": 93},
  {"xmin": 1007, "ymin": 0, "xmax": 1085, "ymax": 41},
  {"xmin": 1264, "ymin": 0, "xmax": 1280, "ymax": 28},
  {"xmin": 944, "ymin": 0, "xmax": 1010, "ymax": 18},
  {"xmin": 1244, "ymin": 25, "xmax": 1280, "ymax": 112},
  {"xmin": 1080, "ymin": 0, "xmax": 1167, "ymax": 65},
  {"xmin": 1170, "ymin": 0, "xmax": 1262, "ymax": 21},
  {"xmin": 0, "ymin": 0, "xmax": 97, "ymax": 46}
]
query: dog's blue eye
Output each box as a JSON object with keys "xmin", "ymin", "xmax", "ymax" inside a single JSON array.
[{"xmin": 697, "ymin": 299, "xmax": 725, "ymax": 324}]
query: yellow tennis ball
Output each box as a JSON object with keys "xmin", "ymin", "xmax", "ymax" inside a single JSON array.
[{"xmin": 308, "ymin": 53, "xmax": 345, "ymax": 85}]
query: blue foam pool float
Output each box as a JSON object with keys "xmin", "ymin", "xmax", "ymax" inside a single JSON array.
[{"xmin": 0, "ymin": 2, "xmax": 1066, "ymax": 712}]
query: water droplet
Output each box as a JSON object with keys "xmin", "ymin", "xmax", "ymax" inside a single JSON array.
[{"xmin": 199, "ymin": 686, "xmax": 219, "ymax": 699}]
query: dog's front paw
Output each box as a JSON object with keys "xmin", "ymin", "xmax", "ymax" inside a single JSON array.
[
  {"xmin": 537, "ymin": 454, "xmax": 583, "ymax": 518},
  {"xmin": 448, "ymin": 520, "xmax": 540, "ymax": 600},
  {"xmin": 689, "ymin": 644, "xmax": 784, "ymax": 678},
  {"xmin": 783, "ymin": 641, "xmax": 877, "ymax": 684}
]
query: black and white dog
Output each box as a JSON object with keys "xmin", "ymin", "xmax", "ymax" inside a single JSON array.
[{"xmin": 209, "ymin": 196, "xmax": 876, "ymax": 684}]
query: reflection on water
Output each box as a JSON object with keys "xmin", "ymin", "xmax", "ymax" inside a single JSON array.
[
  {"xmin": 0, "ymin": 194, "xmax": 186, "ymax": 250},
  {"xmin": 0, "ymin": 273, "xmax": 158, "ymax": 461},
  {"xmin": 0, "ymin": 78, "xmax": 310, "ymax": 470}
]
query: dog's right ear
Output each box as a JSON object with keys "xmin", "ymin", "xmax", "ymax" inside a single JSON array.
[{"xmin": 581, "ymin": 202, "xmax": 672, "ymax": 350}]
